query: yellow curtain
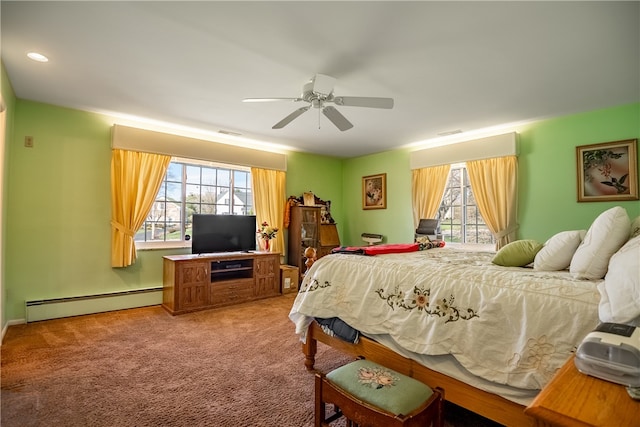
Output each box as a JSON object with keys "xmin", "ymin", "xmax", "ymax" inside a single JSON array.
[
  {"xmin": 411, "ymin": 164, "xmax": 451, "ymax": 227},
  {"xmin": 251, "ymin": 167, "xmax": 286, "ymax": 255},
  {"xmin": 111, "ymin": 149, "xmax": 171, "ymax": 267},
  {"xmin": 466, "ymin": 156, "xmax": 518, "ymax": 250}
]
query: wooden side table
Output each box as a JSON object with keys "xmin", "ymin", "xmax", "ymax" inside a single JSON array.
[{"xmin": 525, "ymin": 355, "xmax": 640, "ymax": 426}]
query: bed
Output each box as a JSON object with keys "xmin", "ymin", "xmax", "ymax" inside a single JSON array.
[{"xmin": 289, "ymin": 247, "xmax": 602, "ymax": 426}]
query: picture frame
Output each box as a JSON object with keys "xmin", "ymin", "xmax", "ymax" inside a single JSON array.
[
  {"xmin": 576, "ymin": 139, "xmax": 638, "ymax": 202},
  {"xmin": 362, "ymin": 173, "xmax": 387, "ymax": 209}
]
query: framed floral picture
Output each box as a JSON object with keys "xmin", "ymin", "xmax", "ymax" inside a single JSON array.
[
  {"xmin": 362, "ymin": 173, "xmax": 387, "ymax": 209},
  {"xmin": 576, "ymin": 139, "xmax": 638, "ymax": 202}
]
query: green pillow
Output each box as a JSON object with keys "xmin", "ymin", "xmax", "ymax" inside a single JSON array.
[{"xmin": 492, "ymin": 239, "xmax": 543, "ymax": 267}]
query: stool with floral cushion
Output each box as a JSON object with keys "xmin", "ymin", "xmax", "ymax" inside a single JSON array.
[{"xmin": 315, "ymin": 359, "xmax": 444, "ymax": 427}]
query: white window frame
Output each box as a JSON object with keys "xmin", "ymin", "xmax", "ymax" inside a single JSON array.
[
  {"xmin": 438, "ymin": 163, "xmax": 495, "ymax": 246},
  {"xmin": 136, "ymin": 157, "xmax": 253, "ymax": 250}
]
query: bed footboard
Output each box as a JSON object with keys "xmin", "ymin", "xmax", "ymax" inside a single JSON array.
[{"xmin": 303, "ymin": 321, "xmax": 538, "ymax": 427}]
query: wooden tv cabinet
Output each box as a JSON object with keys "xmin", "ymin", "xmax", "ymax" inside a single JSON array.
[{"xmin": 162, "ymin": 251, "xmax": 281, "ymax": 315}]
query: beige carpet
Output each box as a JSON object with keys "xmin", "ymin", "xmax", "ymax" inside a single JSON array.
[{"xmin": 1, "ymin": 294, "xmax": 502, "ymax": 426}]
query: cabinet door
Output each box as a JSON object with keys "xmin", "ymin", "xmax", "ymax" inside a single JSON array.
[
  {"xmin": 300, "ymin": 208, "xmax": 319, "ymax": 248},
  {"xmin": 177, "ymin": 262, "xmax": 209, "ymax": 310},
  {"xmin": 254, "ymin": 255, "xmax": 280, "ymax": 297},
  {"xmin": 288, "ymin": 206, "xmax": 321, "ymax": 279}
]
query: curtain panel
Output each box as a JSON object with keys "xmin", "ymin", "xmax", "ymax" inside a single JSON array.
[
  {"xmin": 251, "ymin": 168, "xmax": 286, "ymax": 256},
  {"xmin": 466, "ymin": 155, "xmax": 519, "ymax": 249},
  {"xmin": 110, "ymin": 149, "xmax": 171, "ymax": 267},
  {"xmin": 411, "ymin": 164, "xmax": 451, "ymax": 227}
]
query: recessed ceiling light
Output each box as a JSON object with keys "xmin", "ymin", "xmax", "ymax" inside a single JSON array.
[{"xmin": 27, "ymin": 52, "xmax": 49, "ymax": 63}]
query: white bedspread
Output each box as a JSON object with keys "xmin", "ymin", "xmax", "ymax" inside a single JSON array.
[{"xmin": 289, "ymin": 248, "xmax": 601, "ymax": 390}]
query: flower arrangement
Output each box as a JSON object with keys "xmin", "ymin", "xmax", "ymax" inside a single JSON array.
[{"xmin": 257, "ymin": 221, "xmax": 279, "ymax": 240}]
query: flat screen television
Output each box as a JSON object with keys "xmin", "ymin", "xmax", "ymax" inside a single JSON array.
[{"xmin": 191, "ymin": 214, "xmax": 257, "ymax": 254}]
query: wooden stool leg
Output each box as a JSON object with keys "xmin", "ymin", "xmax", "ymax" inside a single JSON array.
[
  {"xmin": 315, "ymin": 373, "xmax": 324, "ymax": 427},
  {"xmin": 435, "ymin": 387, "xmax": 445, "ymax": 427}
]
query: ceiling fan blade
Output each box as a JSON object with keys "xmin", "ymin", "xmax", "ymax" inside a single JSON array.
[
  {"xmin": 322, "ymin": 106, "xmax": 353, "ymax": 131},
  {"xmin": 333, "ymin": 96, "xmax": 394, "ymax": 109},
  {"xmin": 272, "ymin": 106, "xmax": 310, "ymax": 129},
  {"xmin": 243, "ymin": 97, "xmax": 303, "ymax": 103}
]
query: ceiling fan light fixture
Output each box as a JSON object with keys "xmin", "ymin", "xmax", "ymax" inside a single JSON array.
[
  {"xmin": 246, "ymin": 74, "xmax": 394, "ymax": 131},
  {"xmin": 309, "ymin": 74, "xmax": 336, "ymax": 97}
]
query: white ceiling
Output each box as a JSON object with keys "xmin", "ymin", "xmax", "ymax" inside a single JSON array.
[{"xmin": 2, "ymin": 1, "xmax": 639, "ymax": 158}]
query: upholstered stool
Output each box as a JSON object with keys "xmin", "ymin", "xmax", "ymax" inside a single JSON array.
[{"xmin": 315, "ymin": 359, "xmax": 444, "ymax": 427}]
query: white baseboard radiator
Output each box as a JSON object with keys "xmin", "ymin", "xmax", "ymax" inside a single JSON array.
[{"xmin": 25, "ymin": 287, "xmax": 163, "ymax": 322}]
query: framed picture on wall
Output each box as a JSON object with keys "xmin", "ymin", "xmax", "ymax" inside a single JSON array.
[
  {"xmin": 576, "ymin": 139, "xmax": 638, "ymax": 202},
  {"xmin": 362, "ymin": 173, "xmax": 387, "ymax": 209}
]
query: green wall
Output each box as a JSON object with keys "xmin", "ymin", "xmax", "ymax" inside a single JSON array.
[
  {"xmin": 518, "ymin": 104, "xmax": 640, "ymax": 239},
  {"xmin": 285, "ymin": 151, "xmax": 343, "ymax": 223},
  {"xmin": 341, "ymin": 149, "xmax": 413, "ymax": 245},
  {"xmin": 2, "ymin": 95, "xmax": 639, "ymax": 322},
  {"xmin": 2, "ymin": 100, "xmax": 345, "ymax": 321},
  {"xmin": 340, "ymin": 103, "xmax": 640, "ymax": 246}
]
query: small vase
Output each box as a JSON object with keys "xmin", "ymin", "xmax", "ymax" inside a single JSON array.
[{"xmin": 264, "ymin": 239, "xmax": 270, "ymax": 252}]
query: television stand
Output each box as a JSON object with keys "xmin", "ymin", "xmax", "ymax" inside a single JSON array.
[{"xmin": 162, "ymin": 251, "xmax": 280, "ymax": 315}]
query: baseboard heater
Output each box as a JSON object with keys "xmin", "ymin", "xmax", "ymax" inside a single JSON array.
[{"xmin": 25, "ymin": 287, "xmax": 163, "ymax": 322}]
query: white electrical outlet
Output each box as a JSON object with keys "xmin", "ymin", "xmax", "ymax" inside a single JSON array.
[{"xmin": 284, "ymin": 278, "xmax": 291, "ymax": 289}]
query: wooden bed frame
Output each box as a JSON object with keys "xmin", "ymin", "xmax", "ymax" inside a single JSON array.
[{"xmin": 303, "ymin": 321, "xmax": 544, "ymax": 427}]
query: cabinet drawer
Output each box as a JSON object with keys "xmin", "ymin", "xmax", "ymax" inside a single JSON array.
[{"xmin": 210, "ymin": 280, "xmax": 253, "ymax": 304}]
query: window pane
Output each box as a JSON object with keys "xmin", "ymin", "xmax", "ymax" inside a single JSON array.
[
  {"xmin": 216, "ymin": 187, "xmax": 229, "ymax": 204},
  {"xmin": 185, "ymin": 184, "xmax": 201, "ymax": 203},
  {"xmin": 202, "ymin": 167, "xmax": 216, "ymax": 186},
  {"xmin": 166, "ymin": 163, "xmax": 183, "ymax": 181},
  {"xmin": 201, "ymin": 185, "xmax": 216, "ymax": 204},
  {"xmin": 217, "ymin": 169, "xmax": 230, "ymax": 186},
  {"xmin": 234, "ymin": 170, "xmax": 247, "ymax": 187},
  {"xmin": 186, "ymin": 165, "xmax": 201, "ymax": 184},
  {"xmin": 200, "ymin": 204, "xmax": 216, "ymax": 214},
  {"xmin": 166, "ymin": 182, "xmax": 182, "ymax": 201}
]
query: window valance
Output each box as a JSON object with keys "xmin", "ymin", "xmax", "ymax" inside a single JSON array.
[
  {"xmin": 409, "ymin": 132, "xmax": 518, "ymax": 169},
  {"xmin": 111, "ymin": 124, "xmax": 287, "ymax": 171}
]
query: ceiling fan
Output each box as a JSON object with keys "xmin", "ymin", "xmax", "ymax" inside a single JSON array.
[{"xmin": 242, "ymin": 74, "xmax": 394, "ymax": 131}]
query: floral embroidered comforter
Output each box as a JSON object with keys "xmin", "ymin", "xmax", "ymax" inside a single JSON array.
[{"xmin": 289, "ymin": 248, "xmax": 601, "ymax": 390}]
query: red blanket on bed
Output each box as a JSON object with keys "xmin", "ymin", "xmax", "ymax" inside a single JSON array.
[{"xmin": 332, "ymin": 243, "xmax": 420, "ymax": 255}]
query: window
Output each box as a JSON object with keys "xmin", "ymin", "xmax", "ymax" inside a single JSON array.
[
  {"xmin": 135, "ymin": 158, "xmax": 253, "ymax": 244},
  {"xmin": 438, "ymin": 164, "xmax": 494, "ymax": 245}
]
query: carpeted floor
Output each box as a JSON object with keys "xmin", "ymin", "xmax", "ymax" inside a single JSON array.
[{"xmin": 1, "ymin": 294, "xmax": 502, "ymax": 426}]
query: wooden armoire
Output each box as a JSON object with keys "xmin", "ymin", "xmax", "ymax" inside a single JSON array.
[{"xmin": 288, "ymin": 205, "xmax": 340, "ymax": 277}]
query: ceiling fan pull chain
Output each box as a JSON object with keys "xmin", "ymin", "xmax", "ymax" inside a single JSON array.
[{"xmin": 318, "ymin": 107, "xmax": 321, "ymax": 129}]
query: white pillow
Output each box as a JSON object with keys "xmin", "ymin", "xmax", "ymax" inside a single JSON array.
[
  {"xmin": 534, "ymin": 230, "xmax": 586, "ymax": 271},
  {"xmin": 597, "ymin": 235, "xmax": 640, "ymax": 325},
  {"xmin": 570, "ymin": 206, "xmax": 630, "ymax": 279},
  {"xmin": 630, "ymin": 215, "xmax": 640, "ymax": 238}
]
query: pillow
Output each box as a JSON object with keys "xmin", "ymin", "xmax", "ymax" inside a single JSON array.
[
  {"xmin": 492, "ymin": 240, "xmax": 543, "ymax": 267},
  {"xmin": 570, "ymin": 206, "xmax": 630, "ymax": 279},
  {"xmin": 630, "ymin": 215, "xmax": 640, "ymax": 238},
  {"xmin": 597, "ymin": 235, "xmax": 640, "ymax": 325},
  {"xmin": 534, "ymin": 230, "xmax": 586, "ymax": 271}
]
